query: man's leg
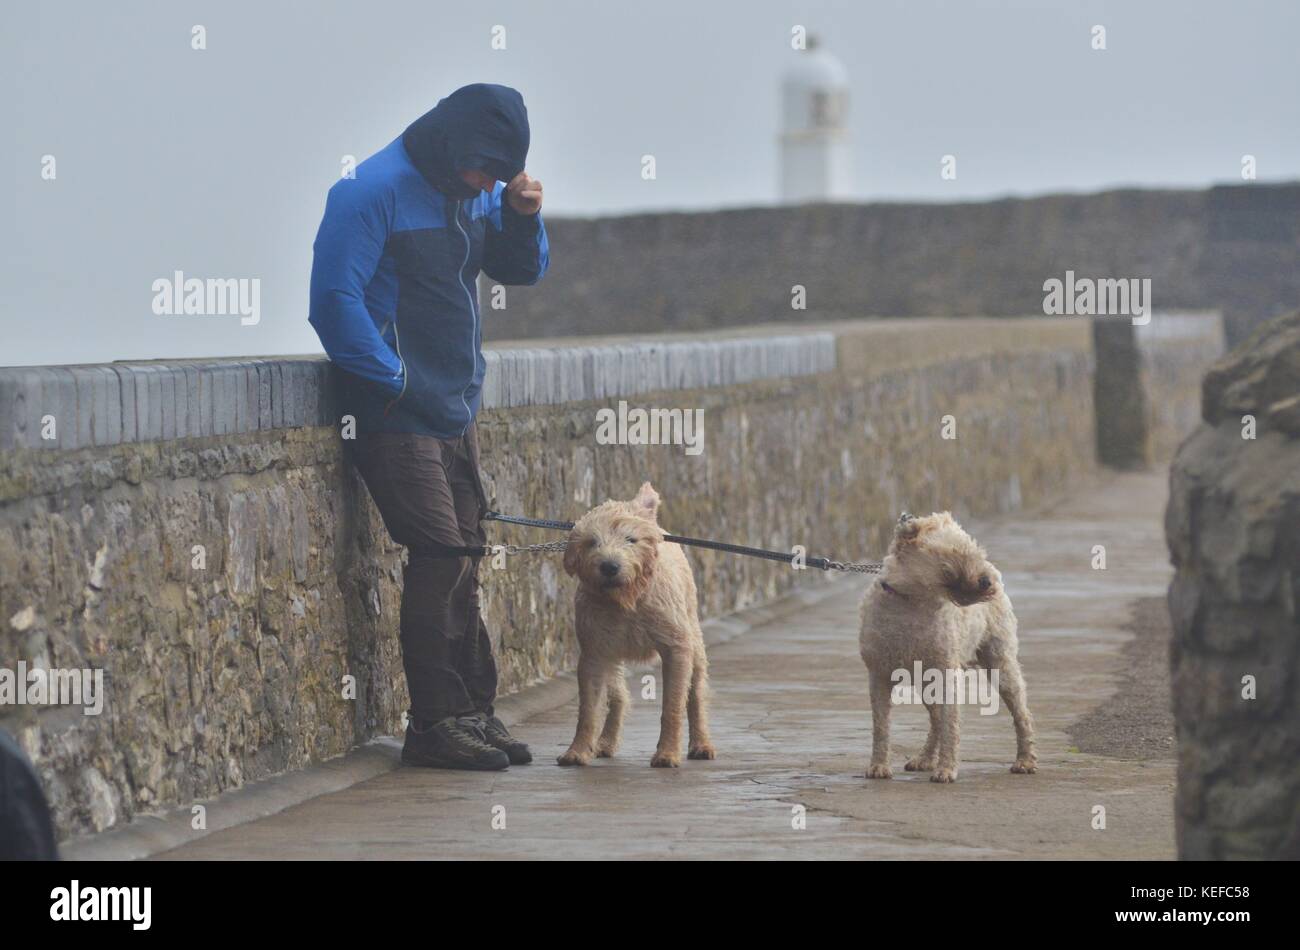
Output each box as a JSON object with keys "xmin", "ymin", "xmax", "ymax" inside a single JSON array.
[
  {"xmin": 446, "ymin": 424, "xmax": 496, "ymax": 712},
  {"xmin": 351, "ymin": 432, "xmax": 508, "ymax": 770},
  {"xmin": 446, "ymin": 423, "xmax": 532, "ymax": 764},
  {"xmin": 458, "ymin": 582, "xmax": 498, "ymax": 716}
]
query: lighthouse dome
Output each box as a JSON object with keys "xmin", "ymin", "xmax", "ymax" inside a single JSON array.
[{"xmin": 782, "ymin": 38, "xmax": 849, "ymax": 134}]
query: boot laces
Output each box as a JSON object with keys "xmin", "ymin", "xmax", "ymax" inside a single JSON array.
[{"xmin": 442, "ymin": 716, "xmax": 497, "ymax": 754}]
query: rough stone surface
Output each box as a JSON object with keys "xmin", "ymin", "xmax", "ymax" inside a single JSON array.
[
  {"xmin": 0, "ymin": 317, "xmax": 1216, "ymax": 840},
  {"xmin": 1165, "ymin": 309, "xmax": 1300, "ymax": 859}
]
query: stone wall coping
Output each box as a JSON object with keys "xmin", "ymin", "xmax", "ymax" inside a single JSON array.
[
  {"xmin": 0, "ymin": 332, "xmax": 836, "ymax": 450},
  {"xmin": 1135, "ymin": 311, "xmax": 1224, "ymax": 341},
  {"xmin": 0, "ymin": 312, "xmax": 1225, "ymax": 452}
]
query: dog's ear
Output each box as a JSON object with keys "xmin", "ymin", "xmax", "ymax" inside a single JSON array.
[
  {"xmin": 633, "ymin": 481, "xmax": 661, "ymax": 521},
  {"xmin": 562, "ymin": 532, "xmax": 581, "ymax": 577},
  {"xmin": 934, "ymin": 511, "xmax": 958, "ymax": 529},
  {"xmin": 895, "ymin": 511, "xmax": 921, "ymax": 541}
]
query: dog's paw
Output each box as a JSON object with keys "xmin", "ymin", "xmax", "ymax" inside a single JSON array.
[
  {"xmin": 1010, "ymin": 757, "xmax": 1038, "ymax": 774},
  {"xmin": 687, "ymin": 742, "xmax": 716, "ymax": 760},
  {"xmin": 650, "ymin": 751, "xmax": 680, "ymax": 768},
  {"xmin": 557, "ymin": 749, "xmax": 592, "ymax": 767},
  {"xmin": 595, "ymin": 737, "xmax": 619, "ymax": 757},
  {"xmin": 904, "ymin": 756, "xmax": 936, "ymax": 772},
  {"xmin": 930, "ymin": 767, "xmax": 958, "ymax": 783},
  {"xmin": 865, "ymin": 764, "xmax": 893, "ymax": 780}
]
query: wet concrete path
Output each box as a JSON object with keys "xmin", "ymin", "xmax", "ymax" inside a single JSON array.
[{"xmin": 155, "ymin": 472, "xmax": 1176, "ymax": 860}]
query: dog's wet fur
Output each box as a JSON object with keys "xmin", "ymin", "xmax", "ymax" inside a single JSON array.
[
  {"xmin": 558, "ymin": 482, "xmax": 715, "ymax": 768},
  {"xmin": 859, "ymin": 511, "xmax": 1037, "ymax": 782}
]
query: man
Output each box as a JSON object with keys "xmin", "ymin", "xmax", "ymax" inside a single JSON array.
[{"xmin": 309, "ymin": 84, "xmax": 548, "ymax": 771}]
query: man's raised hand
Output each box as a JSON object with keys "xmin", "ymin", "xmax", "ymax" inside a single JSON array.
[{"xmin": 505, "ymin": 171, "xmax": 543, "ymax": 215}]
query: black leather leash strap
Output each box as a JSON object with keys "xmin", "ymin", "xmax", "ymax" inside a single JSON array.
[
  {"xmin": 482, "ymin": 511, "xmax": 882, "ymax": 574},
  {"xmin": 484, "ymin": 512, "xmax": 576, "ymax": 531}
]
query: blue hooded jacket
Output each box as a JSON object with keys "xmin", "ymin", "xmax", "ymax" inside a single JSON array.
[{"xmin": 309, "ymin": 84, "xmax": 549, "ymax": 438}]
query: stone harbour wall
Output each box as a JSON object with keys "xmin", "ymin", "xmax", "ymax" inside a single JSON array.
[
  {"xmin": 1165, "ymin": 309, "xmax": 1300, "ymax": 859},
  {"xmin": 0, "ymin": 315, "xmax": 1219, "ymax": 839},
  {"xmin": 485, "ymin": 183, "xmax": 1299, "ymax": 348}
]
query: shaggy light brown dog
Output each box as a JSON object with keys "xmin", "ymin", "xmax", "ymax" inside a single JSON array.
[
  {"xmin": 558, "ymin": 482, "xmax": 715, "ymax": 768},
  {"xmin": 859, "ymin": 512, "xmax": 1036, "ymax": 783}
]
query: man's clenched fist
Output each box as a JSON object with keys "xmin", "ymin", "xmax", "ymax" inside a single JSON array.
[{"xmin": 505, "ymin": 171, "xmax": 543, "ymax": 215}]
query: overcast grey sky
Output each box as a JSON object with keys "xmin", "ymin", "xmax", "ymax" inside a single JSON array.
[{"xmin": 4, "ymin": 0, "xmax": 1298, "ymax": 366}]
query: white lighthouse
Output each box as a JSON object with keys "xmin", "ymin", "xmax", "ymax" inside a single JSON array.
[{"xmin": 779, "ymin": 36, "xmax": 851, "ymax": 203}]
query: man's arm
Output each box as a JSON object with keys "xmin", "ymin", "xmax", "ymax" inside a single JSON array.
[
  {"xmin": 482, "ymin": 177, "xmax": 549, "ymax": 286},
  {"xmin": 308, "ymin": 180, "xmax": 404, "ymax": 396}
]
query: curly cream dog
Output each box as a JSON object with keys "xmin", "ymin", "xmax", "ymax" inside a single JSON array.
[
  {"xmin": 558, "ymin": 482, "xmax": 715, "ymax": 768},
  {"xmin": 860, "ymin": 512, "xmax": 1037, "ymax": 783}
]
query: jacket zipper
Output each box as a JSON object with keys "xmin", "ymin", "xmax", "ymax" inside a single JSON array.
[
  {"xmin": 382, "ymin": 319, "xmax": 408, "ymax": 417},
  {"xmin": 452, "ymin": 198, "xmax": 477, "ymax": 435}
]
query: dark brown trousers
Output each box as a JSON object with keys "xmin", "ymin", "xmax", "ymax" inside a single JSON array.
[{"xmin": 350, "ymin": 424, "xmax": 497, "ymax": 723}]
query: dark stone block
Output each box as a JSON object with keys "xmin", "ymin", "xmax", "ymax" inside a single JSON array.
[
  {"xmin": 197, "ymin": 362, "xmax": 214, "ymax": 438},
  {"xmin": 159, "ymin": 365, "xmax": 181, "ymax": 442},
  {"xmin": 1092, "ymin": 319, "xmax": 1151, "ymax": 469},
  {"xmin": 253, "ymin": 361, "xmax": 274, "ymax": 431},
  {"xmin": 109, "ymin": 365, "xmax": 137, "ymax": 445}
]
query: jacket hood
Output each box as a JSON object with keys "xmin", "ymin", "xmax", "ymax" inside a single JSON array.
[{"xmin": 402, "ymin": 83, "xmax": 530, "ymax": 199}]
